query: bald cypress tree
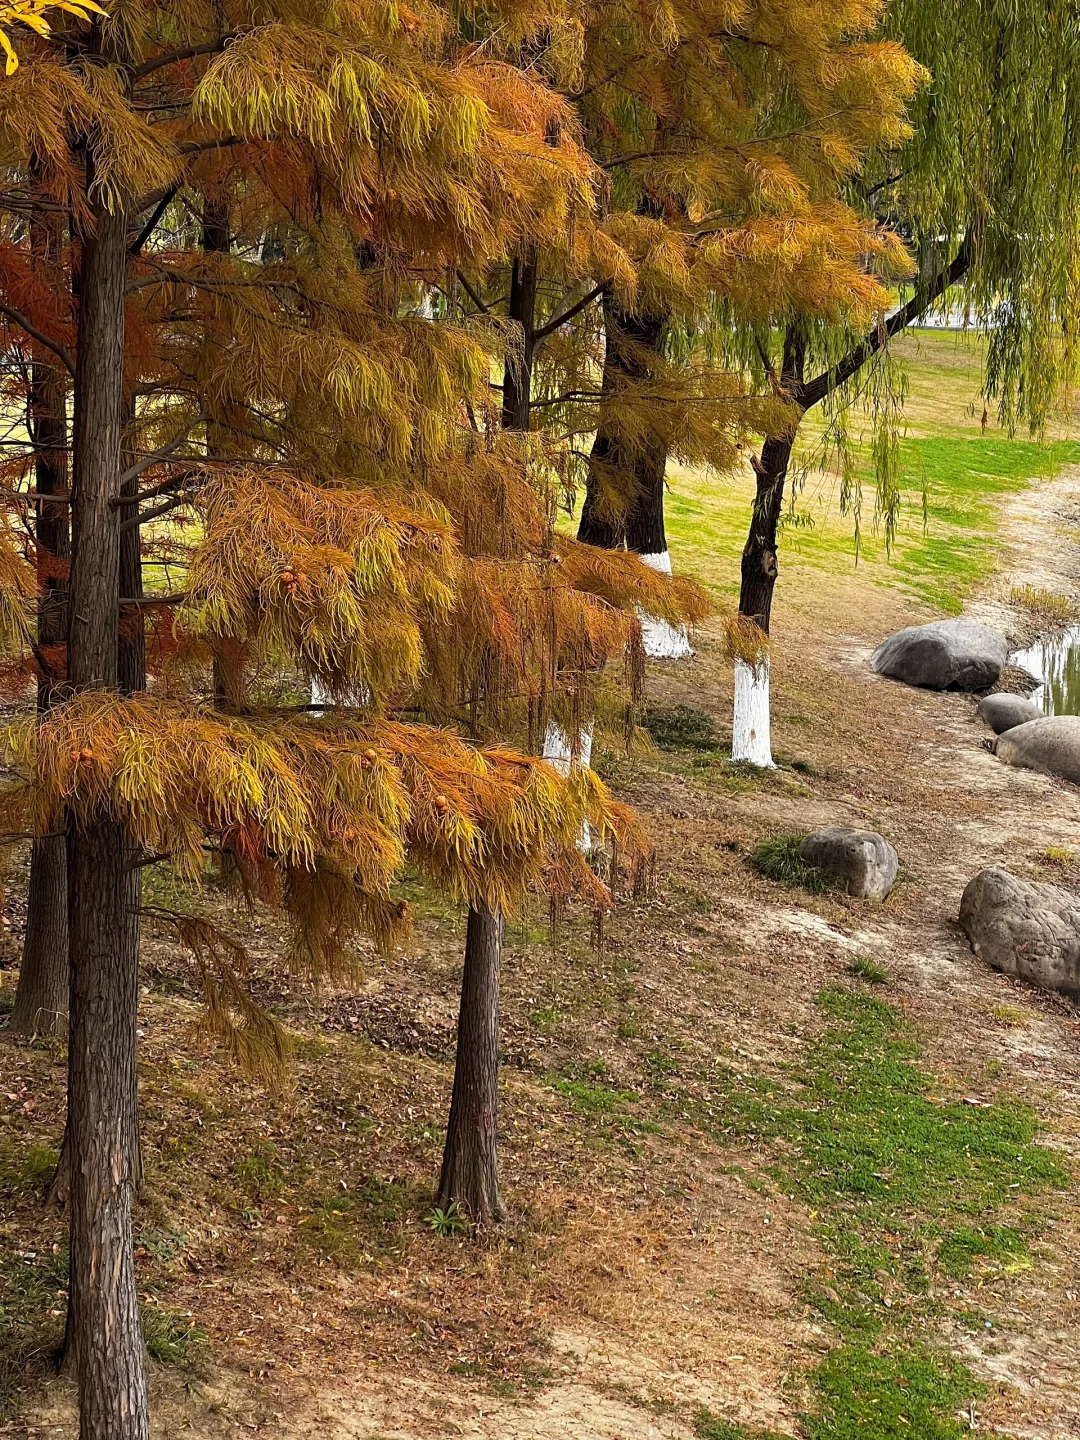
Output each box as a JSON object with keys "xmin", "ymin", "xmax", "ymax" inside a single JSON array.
[{"xmin": 0, "ymin": 2, "xmax": 672, "ymax": 1428}]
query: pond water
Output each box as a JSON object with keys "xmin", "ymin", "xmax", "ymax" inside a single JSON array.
[{"xmin": 1010, "ymin": 625, "xmax": 1080, "ymax": 715}]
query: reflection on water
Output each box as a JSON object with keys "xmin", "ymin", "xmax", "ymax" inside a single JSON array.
[{"xmin": 1010, "ymin": 624, "xmax": 1080, "ymax": 715}]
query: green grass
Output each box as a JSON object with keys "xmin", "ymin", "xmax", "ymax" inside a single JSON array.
[
  {"xmin": 696, "ymin": 1410, "xmax": 787, "ymax": 1440},
  {"xmin": 142, "ymin": 1303, "xmax": 208, "ymax": 1367},
  {"xmin": 298, "ymin": 1175, "xmax": 413, "ymax": 1267},
  {"xmin": 641, "ymin": 702, "xmax": 720, "ymax": 751},
  {"xmin": 0, "ymin": 1251, "xmax": 67, "ymax": 1417},
  {"xmin": 643, "ymin": 330, "xmax": 1080, "ymax": 613},
  {"xmin": 847, "ymin": 955, "xmax": 892, "ymax": 986},
  {"xmin": 707, "ymin": 986, "xmax": 1069, "ymax": 1439},
  {"xmin": 748, "ymin": 833, "xmax": 833, "ymax": 894}
]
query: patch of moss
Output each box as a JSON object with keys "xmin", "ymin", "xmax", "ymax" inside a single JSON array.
[{"xmin": 298, "ymin": 1175, "xmax": 412, "ymax": 1266}]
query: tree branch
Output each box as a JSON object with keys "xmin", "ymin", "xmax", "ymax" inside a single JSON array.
[
  {"xmin": 132, "ymin": 34, "xmax": 240, "ymax": 80},
  {"xmin": 0, "ymin": 302, "xmax": 75, "ymax": 377},
  {"xmin": 114, "ymin": 415, "xmax": 207, "ymax": 492},
  {"xmin": 130, "ymin": 186, "xmax": 179, "ymax": 256},
  {"xmin": 120, "ymin": 496, "xmax": 192, "ymax": 531},
  {"xmin": 533, "ymin": 282, "xmax": 609, "ymax": 344},
  {"xmin": 456, "ymin": 271, "xmax": 491, "ymax": 315},
  {"xmin": 797, "ymin": 234, "xmax": 974, "ymax": 413},
  {"xmin": 177, "ymin": 136, "xmax": 246, "ymax": 158}
]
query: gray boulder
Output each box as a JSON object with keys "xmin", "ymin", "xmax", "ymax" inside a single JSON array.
[
  {"xmin": 977, "ymin": 692, "xmax": 1043, "ymax": 735},
  {"xmin": 995, "ymin": 714, "xmax": 1080, "ymax": 785},
  {"xmin": 959, "ymin": 867, "xmax": 1080, "ymax": 998},
  {"xmin": 872, "ymin": 619, "xmax": 1008, "ymax": 691},
  {"xmin": 799, "ymin": 827, "xmax": 898, "ymax": 900}
]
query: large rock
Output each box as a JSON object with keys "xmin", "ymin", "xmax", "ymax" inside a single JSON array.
[
  {"xmin": 977, "ymin": 692, "xmax": 1043, "ymax": 735},
  {"xmin": 959, "ymin": 867, "xmax": 1080, "ymax": 998},
  {"xmin": 872, "ymin": 620, "xmax": 1008, "ymax": 691},
  {"xmin": 995, "ymin": 714, "xmax": 1080, "ymax": 785},
  {"xmin": 798, "ymin": 827, "xmax": 898, "ymax": 900}
]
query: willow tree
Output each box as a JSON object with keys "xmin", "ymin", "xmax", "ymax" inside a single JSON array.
[
  {"xmin": 0, "ymin": 3, "xmax": 668, "ymax": 1435},
  {"xmin": 734, "ymin": 0, "xmax": 1080, "ymax": 764}
]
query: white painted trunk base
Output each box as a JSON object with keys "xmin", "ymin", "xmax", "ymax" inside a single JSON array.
[
  {"xmin": 638, "ymin": 551, "xmax": 693, "ymax": 659},
  {"xmin": 731, "ymin": 657, "xmax": 774, "ymax": 768},
  {"xmin": 542, "ymin": 721, "xmax": 593, "ymax": 852}
]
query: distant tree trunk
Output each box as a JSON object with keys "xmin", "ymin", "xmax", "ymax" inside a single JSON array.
[
  {"xmin": 578, "ymin": 296, "xmax": 691, "ymax": 655},
  {"xmin": 65, "ymin": 178, "xmax": 149, "ymax": 1438},
  {"xmin": 12, "ymin": 200, "xmax": 69, "ymax": 1040},
  {"xmin": 577, "ymin": 293, "xmax": 666, "ymax": 551},
  {"xmin": 501, "ymin": 254, "xmax": 537, "ymax": 432},
  {"xmin": 436, "ymin": 902, "xmax": 505, "ymax": 1226},
  {"xmin": 732, "ymin": 327, "xmax": 804, "ymax": 768}
]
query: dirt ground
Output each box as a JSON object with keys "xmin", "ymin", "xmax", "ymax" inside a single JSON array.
[{"xmin": 3, "ymin": 469, "xmax": 1080, "ymax": 1440}]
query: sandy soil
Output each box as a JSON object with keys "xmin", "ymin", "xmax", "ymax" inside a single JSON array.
[{"xmin": 5, "ymin": 470, "xmax": 1080, "ymax": 1440}]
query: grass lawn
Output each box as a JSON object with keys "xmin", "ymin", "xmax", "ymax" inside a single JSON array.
[{"xmin": 659, "ymin": 329, "xmax": 1080, "ymax": 613}]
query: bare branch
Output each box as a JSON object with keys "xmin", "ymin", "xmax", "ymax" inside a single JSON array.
[
  {"xmin": 0, "ymin": 303, "xmax": 75, "ymax": 377},
  {"xmin": 115, "ymin": 414, "xmax": 207, "ymax": 492},
  {"xmin": 456, "ymin": 271, "xmax": 491, "ymax": 315},
  {"xmin": 533, "ymin": 282, "xmax": 609, "ymax": 344},
  {"xmin": 130, "ymin": 185, "xmax": 179, "ymax": 256}
]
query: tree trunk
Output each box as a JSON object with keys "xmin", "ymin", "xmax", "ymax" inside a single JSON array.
[
  {"xmin": 576, "ymin": 292, "xmax": 666, "ymax": 551},
  {"xmin": 436, "ymin": 901, "xmax": 505, "ymax": 1226},
  {"xmin": 66, "ymin": 182, "xmax": 149, "ymax": 1437},
  {"xmin": 13, "ymin": 837, "xmax": 68, "ymax": 1038},
  {"xmin": 732, "ymin": 325, "xmax": 804, "ymax": 769},
  {"xmin": 13, "ymin": 201, "xmax": 69, "ymax": 1039},
  {"xmin": 738, "ymin": 430, "xmax": 797, "ymax": 634},
  {"xmin": 501, "ymin": 255, "xmax": 537, "ymax": 433},
  {"xmin": 437, "ymin": 256, "xmax": 539, "ymax": 1225}
]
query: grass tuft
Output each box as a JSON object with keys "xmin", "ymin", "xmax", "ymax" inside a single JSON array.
[
  {"xmin": 748, "ymin": 833, "xmax": 833, "ymax": 893},
  {"xmin": 847, "ymin": 955, "xmax": 891, "ymax": 985},
  {"xmin": 142, "ymin": 1303, "xmax": 208, "ymax": 1368},
  {"xmin": 1010, "ymin": 584, "xmax": 1077, "ymax": 626},
  {"xmin": 641, "ymin": 702, "xmax": 719, "ymax": 751}
]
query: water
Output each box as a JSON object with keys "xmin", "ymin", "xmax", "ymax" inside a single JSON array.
[{"xmin": 1010, "ymin": 625, "xmax": 1080, "ymax": 715}]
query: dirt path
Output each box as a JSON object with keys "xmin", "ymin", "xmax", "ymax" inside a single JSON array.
[
  {"xmin": 8, "ymin": 471, "xmax": 1080, "ymax": 1440},
  {"xmin": 253, "ymin": 476, "xmax": 1080, "ymax": 1439}
]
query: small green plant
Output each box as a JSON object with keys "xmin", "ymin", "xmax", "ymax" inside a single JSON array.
[
  {"xmin": 530, "ymin": 1005, "xmax": 563, "ymax": 1031},
  {"xmin": 234, "ymin": 1139, "xmax": 284, "ymax": 1201},
  {"xmin": 847, "ymin": 955, "xmax": 891, "ymax": 985},
  {"xmin": 748, "ymin": 833, "xmax": 832, "ymax": 893},
  {"xmin": 142, "ymin": 1303, "xmax": 208, "ymax": 1367},
  {"xmin": 425, "ymin": 1201, "xmax": 468, "ymax": 1238},
  {"xmin": 0, "ymin": 1142, "xmax": 59, "ymax": 1195},
  {"xmin": 549, "ymin": 1075, "xmax": 637, "ymax": 1114},
  {"xmin": 641, "ymin": 702, "xmax": 719, "ymax": 751},
  {"xmin": 617, "ymin": 1012, "xmax": 641, "ymax": 1038}
]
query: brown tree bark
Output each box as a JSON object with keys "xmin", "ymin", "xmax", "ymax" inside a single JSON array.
[
  {"xmin": 501, "ymin": 254, "xmax": 537, "ymax": 432},
  {"xmin": 12, "ymin": 201, "xmax": 70, "ymax": 1039},
  {"xmin": 436, "ymin": 901, "xmax": 505, "ymax": 1225},
  {"xmin": 436, "ymin": 253, "xmax": 540, "ymax": 1224},
  {"xmin": 65, "ymin": 179, "xmax": 149, "ymax": 1438},
  {"xmin": 576, "ymin": 292, "xmax": 666, "ymax": 552},
  {"xmin": 738, "ymin": 326, "xmax": 805, "ymax": 635}
]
